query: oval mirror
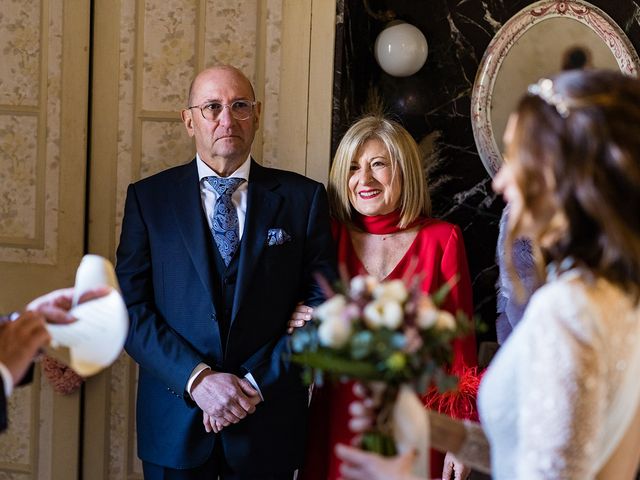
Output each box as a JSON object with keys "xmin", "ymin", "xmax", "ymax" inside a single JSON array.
[{"xmin": 471, "ymin": 0, "xmax": 640, "ymax": 177}]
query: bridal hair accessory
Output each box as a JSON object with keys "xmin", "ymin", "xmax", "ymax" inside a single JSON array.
[{"xmin": 527, "ymin": 78, "xmax": 570, "ymax": 118}]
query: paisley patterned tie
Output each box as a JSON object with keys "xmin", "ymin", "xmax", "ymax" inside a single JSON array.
[{"xmin": 204, "ymin": 176, "xmax": 245, "ymax": 265}]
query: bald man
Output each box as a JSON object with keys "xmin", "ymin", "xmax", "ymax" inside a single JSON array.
[{"xmin": 116, "ymin": 66, "xmax": 335, "ymax": 479}]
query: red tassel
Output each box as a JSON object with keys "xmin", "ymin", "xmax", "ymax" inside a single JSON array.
[
  {"xmin": 41, "ymin": 356, "xmax": 84, "ymax": 395},
  {"xmin": 422, "ymin": 366, "xmax": 483, "ymax": 421}
]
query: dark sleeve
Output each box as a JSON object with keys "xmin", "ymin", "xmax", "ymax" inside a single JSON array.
[
  {"xmin": 241, "ymin": 183, "xmax": 337, "ymax": 398},
  {"xmin": 17, "ymin": 364, "xmax": 34, "ymax": 387},
  {"xmin": 0, "ymin": 382, "xmax": 7, "ymax": 432},
  {"xmin": 0, "ymin": 363, "xmax": 33, "ymax": 433},
  {"xmin": 116, "ymin": 184, "xmax": 202, "ymax": 396},
  {"xmin": 300, "ymin": 182, "xmax": 338, "ymax": 307}
]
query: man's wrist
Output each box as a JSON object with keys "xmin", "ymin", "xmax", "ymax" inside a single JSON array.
[{"xmin": 186, "ymin": 362, "xmax": 211, "ymax": 397}]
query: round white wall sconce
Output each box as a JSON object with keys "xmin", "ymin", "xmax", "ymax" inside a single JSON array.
[{"xmin": 374, "ymin": 21, "xmax": 428, "ymax": 77}]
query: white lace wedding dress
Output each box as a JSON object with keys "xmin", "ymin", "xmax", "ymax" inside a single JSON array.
[{"xmin": 477, "ymin": 268, "xmax": 640, "ymax": 479}]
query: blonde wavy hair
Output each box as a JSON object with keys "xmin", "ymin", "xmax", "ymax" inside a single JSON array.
[{"xmin": 328, "ymin": 115, "xmax": 431, "ymax": 229}]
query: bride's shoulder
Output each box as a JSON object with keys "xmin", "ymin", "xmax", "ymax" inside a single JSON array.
[{"xmin": 523, "ymin": 275, "xmax": 602, "ymax": 343}]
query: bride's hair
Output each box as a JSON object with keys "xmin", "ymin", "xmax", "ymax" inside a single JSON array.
[{"xmin": 506, "ymin": 69, "xmax": 640, "ymax": 300}]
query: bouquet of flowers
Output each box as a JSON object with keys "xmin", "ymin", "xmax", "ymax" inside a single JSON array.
[{"xmin": 290, "ymin": 274, "xmax": 471, "ymax": 460}]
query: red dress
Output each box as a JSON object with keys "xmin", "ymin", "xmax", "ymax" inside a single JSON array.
[{"xmin": 301, "ymin": 216, "xmax": 478, "ymax": 480}]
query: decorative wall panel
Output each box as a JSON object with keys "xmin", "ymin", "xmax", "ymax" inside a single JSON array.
[
  {"xmin": 141, "ymin": 0, "xmax": 198, "ymax": 111},
  {"xmin": 0, "ymin": 0, "xmax": 62, "ymax": 264},
  {"xmin": 140, "ymin": 120, "xmax": 195, "ymax": 178},
  {"xmin": 204, "ymin": 0, "xmax": 259, "ymax": 74},
  {"xmin": 259, "ymin": 0, "xmax": 283, "ymax": 167},
  {"xmin": 0, "ymin": 0, "xmax": 40, "ymax": 106},
  {"xmin": 0, "ymin": 386, "xmax": 35, "ymax": 467},
  {"xmin": 0, "ymin": 115, "xmax": 38, "ymax": 242}
]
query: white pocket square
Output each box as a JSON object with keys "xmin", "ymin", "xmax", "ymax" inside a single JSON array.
[{"xmin": 267, "ymin": 228, "xmax": 292, "ymax": 246}]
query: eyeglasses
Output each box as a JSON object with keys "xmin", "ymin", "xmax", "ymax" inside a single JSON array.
[{"xmin": 187, "ymin": 100, "xmax": 257, "ymax": 121}]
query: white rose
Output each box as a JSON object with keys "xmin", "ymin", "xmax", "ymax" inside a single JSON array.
[
  {"xmin": 317, "ymin": 315, "xmax": 352, "ymax": 348},
  {"xmin": 313, "ymin": 294, "xmax": 347, "ymax": 322},
  {"xmin": 415, "ymin": 296, "xmax": 438, "ymax": 329},
  {"xmin": 435, "ymin": 311, "xmax": 456, "ymax": 331},
  {"xmin": 363, "ymin": 299, "xmax": 403, "ymax": 330},
  {"xmin": 373, "ymin": 279, "xmax": 408, "ymax": 303},
  {"xmin": 350, "ymin": 275, "xmax": 379, "ymax": 297}
]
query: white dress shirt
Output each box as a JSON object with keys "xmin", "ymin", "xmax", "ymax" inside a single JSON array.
[
  {"xmin": 0, "ymin": 312, "xmax": 20, "ymax": 397},
  {"xmin": 196, "ymin": 153, "xmax": 250, "ymax": 239},
  {"xmin": 0, "ymin": 362, "xmax": 13, "ymax": 397},
  {"xmin": 187, "ymin": 154, "xmax": 262, "ymax": 400}
]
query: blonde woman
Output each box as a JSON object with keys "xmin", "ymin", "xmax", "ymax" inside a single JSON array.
[{"xmin": 293, "ymin": 115, "xmax": 479, "ymax": 480}]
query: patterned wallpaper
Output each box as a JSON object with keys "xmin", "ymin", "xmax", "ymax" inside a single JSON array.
[
  {"xmin": 0, "ymin": 0, "xmax": 62, "ymax": 264},
  {"xmin": 1, "ymin": 386, "xmax": 34, "ymax": 470},
  {"xmin": 0, "ymin": 0, "xmax": 40, "ymax": 106}
]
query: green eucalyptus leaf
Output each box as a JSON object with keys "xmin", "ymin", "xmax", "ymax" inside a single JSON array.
[{"xmin": 290, "ymin": 352, "xmax": 382, "ymax": 380}]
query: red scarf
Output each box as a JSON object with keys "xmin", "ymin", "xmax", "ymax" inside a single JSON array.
[{"xmin": 354, "ymin": 210, "xmax": 426, "ymax": 234}]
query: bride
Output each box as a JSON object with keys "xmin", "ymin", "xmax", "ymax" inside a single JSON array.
[{"xmin": 336, "ymin": 69, "xmax": 640, "ymax": 479}]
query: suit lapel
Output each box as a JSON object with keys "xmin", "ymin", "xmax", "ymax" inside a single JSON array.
[
  {"xmin": 171, "ymin": 159, "xmax": 216, "ymax": 305},
  {"xmin": 232, "ymin": 161, "xmax": 282, "ymax": 320}
]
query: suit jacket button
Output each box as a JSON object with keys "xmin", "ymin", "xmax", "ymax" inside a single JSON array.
[{"xmin": 224, "ymin": 275, "xmax": 236, "ymax": 285}]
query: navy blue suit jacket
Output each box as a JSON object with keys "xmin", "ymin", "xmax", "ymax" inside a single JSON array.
[
  {"xmin": 0, "ymin": 364, "xmax": 33, "ymax": 433},
  {"xmin": 0, "ymin": 386, "xmax": 6, "ymax": 433},
  {"xmin": 116, "ymin": 159, "xmax": 335, "ymax": 472}
]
